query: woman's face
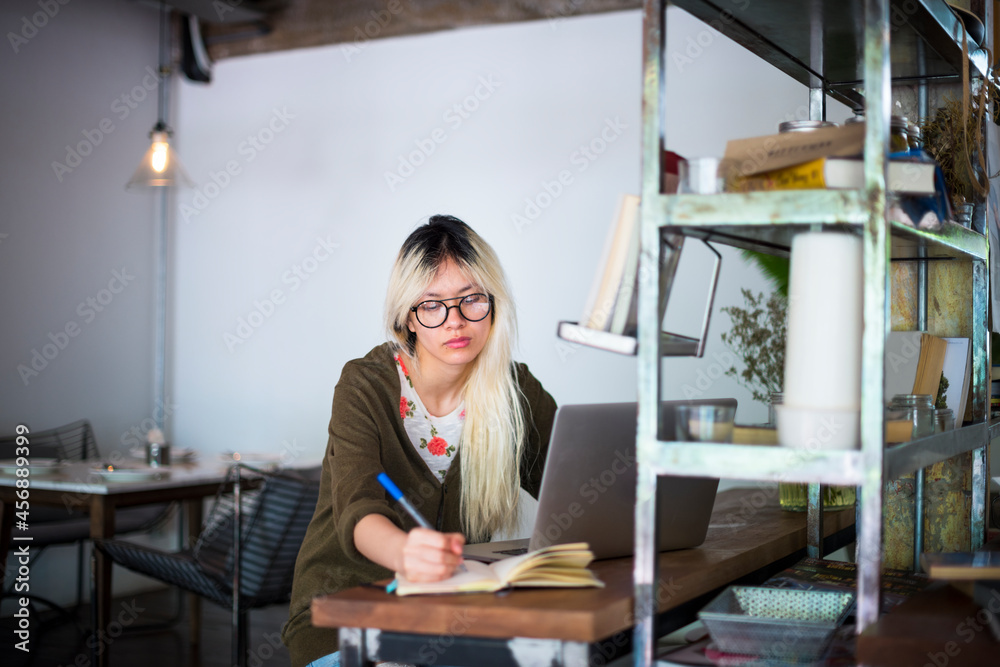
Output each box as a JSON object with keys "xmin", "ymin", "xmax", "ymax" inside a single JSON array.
[{"xmin": 407, "ymin": 258, "xmax": 492, "ymax": 375}]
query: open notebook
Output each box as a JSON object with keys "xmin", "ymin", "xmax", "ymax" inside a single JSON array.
[{"xmin": 463, "ymin": 400, "xmax": 729, "ymax": 563}]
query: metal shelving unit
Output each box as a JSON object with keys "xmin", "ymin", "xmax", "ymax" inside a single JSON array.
[{"xmin": 632, "ymin": 1, "xmax": 994, "ymax": 665}]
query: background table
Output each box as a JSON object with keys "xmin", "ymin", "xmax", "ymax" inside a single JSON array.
[
  {"xmin": 312, "ymin": 487, "xmax": 857, "ymax": 666},
  {"xmin": 0, "ymin": 459, "xmax": 236, "ymax": 667}
]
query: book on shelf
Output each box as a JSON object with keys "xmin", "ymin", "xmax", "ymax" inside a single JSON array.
[
  {"xmin": 580, "ymin": 194, "xmax": 640, "ymax": 332},
  {"xmin": 884, "ymin": 331, "xmax": 948, "ymax": 400},
  {"xmin": 393, "ymin": 542, "xmax": 604, "ymax": 596},
  {"xmin": 941, "ymin": 337, "xmax": 972, "ymax": 427},
  {"xmin": 763, "ymin": 556, "xmax": 930, "ymax": 611},
  {"xmin": 920, "ymin": 550, "xmax": 1000, "ymax": 580},
  {"xmin": 726, "ymin": 156, "xmax": 938, "ymax": 194}
]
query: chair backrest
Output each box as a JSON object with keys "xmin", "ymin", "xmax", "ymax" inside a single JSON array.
[
  {"xmin": 0, "ymin": 419, "xmax": 98, "ymax": 461},
  {"xmin": 194, "ymin": 465, "xmax": 321, "ymax": 608}
]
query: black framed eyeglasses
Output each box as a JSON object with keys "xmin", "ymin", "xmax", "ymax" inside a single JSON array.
[{"xmin": 410, "ymin": 293, "xmax": 493, "ymax": 328}]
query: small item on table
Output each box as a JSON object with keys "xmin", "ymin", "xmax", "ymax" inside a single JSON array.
[{"xmin": 145, "ymin": 427, "xmax": 170, "ymax": 467}]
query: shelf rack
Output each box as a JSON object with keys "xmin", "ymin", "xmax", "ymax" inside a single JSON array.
[{"xmin": 632, "ymin": 1, "xmax": 994, "ymax": 665}]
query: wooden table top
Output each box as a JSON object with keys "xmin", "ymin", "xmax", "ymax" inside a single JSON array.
[{"xmin": 311, "ymin": 486, "xmax": 856, "ymax": 643}]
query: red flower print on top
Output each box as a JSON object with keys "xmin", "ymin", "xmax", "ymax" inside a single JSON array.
[
  {"xmin": 400, "ymin": 397, "xmax": 414, "ymax": 420},
  {"xmin": 459, "ymin": 409, "xmax": 466, "ymax": 420},
  {"xmin": 426, "ymin": 436, "xmax": 448, "ymax": 456},
  {"xmin": 394, "ymin": 354, "xmax": 413, "ymax": 387}
]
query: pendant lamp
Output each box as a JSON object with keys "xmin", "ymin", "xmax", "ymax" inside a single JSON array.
[{"xmin": 127, "ymin": 3, "xmax": 192, "ymax": 190}]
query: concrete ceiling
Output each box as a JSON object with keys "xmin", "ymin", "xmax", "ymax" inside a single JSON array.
[{"xmin": 185, "ymin": 0, "xmax": 641, "ymax": 61}]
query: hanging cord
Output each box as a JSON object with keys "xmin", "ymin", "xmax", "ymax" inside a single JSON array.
[
  {"xmin": 958, "ymin": 24, "xmax": 995, "ymax": 200},
  {"xmin": 156, "ymin": 2, "xmax": 171, "ymax": 131}
]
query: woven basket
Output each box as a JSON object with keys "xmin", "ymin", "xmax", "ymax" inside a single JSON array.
[{"xmin": 698, "ymin": 586, "xmax": 855, "ymax": 662}]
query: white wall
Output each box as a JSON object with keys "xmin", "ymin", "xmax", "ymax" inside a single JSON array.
[
  {"xmin": 172, "ymin": 8, "xmax": 849, "ymax": 462},
  {"xmin": 0, "ymin": 0, "xmax": 162, "ymax": 448}
]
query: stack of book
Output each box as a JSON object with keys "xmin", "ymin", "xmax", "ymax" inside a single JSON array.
[{"xmin": 719, "ymin": 122, "xmax": 953, "ymax": 227}]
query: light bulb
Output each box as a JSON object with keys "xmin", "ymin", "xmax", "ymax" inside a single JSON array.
[
  {"xmin": 150, "ymin": 130, "xmax": 170, "ymax": 173},
  {"xmin": 151, "ymin": 142, "xmax": 168, "ymax": 173}
]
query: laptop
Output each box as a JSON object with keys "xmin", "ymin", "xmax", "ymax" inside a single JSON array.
[{"xmin": 463, "ymin": 399, "xmax": 732, "ymax": 562}]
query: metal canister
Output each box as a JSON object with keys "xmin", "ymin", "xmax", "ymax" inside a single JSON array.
[
  {"xmin": 778, "ymin": 119, "xmax": 838, "ymax": 133},
  {"xmin": 907, "ymin": 121, "xmax": 922, "ymax": 151},
  {"xmin": 146, "ymin": 441, "xmax": 171, "ymax": 467},
  {"xmin": 890, "ymin": 116, "xmax": 910, "ymax": 152}
]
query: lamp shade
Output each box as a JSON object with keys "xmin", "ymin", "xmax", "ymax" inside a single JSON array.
[{"xmin": 126, "ymin": 130, "xmax": 192, "ymax": 189}]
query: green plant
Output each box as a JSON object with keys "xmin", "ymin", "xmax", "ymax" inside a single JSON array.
[
  {"xmin": 720, "ymin": 289, "xmax": 787, "ymax": 403},
  {"xmin": 936, "ymin": 374, "xmax": 950, "ymax": 410},
  {"xmin": 920, "ymin": 94, "xmax": 989, "ymax": 208}
]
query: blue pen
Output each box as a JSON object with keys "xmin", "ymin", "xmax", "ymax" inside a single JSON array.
[
  {"xmin": 377, "ymin": 472, "xmax": 466, "ymax": 574},
  {"xmin": 377, "ymin": 472, "xmax": 434, "ymax": 529}
]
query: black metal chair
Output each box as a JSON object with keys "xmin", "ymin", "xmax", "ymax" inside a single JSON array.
[
  {"xmin": 1, "ymin": 420, "xmax": 175, "ymax": 618},
  {"xmin": 94, "ymin": 463, "xmax": 321, "ymax": 666}
]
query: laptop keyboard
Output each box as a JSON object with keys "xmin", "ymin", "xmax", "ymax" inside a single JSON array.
[{"xmin": 495, "ymin": 547, "xmax": 529, "ymax": 556}]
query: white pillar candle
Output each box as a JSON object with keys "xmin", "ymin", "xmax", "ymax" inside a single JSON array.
[{"xmin": 778, "ymin": 232, "xmax": 862, "ymax": 450}]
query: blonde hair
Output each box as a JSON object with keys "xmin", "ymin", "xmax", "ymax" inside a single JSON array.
[{"xmin": 384, "ymin": 215, "xmax": 525, "ymax": 542}]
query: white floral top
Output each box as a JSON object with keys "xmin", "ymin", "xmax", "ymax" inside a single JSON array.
[{"xmin": 395, "ymin": 354, "xmax": 465, "ymax": 481}]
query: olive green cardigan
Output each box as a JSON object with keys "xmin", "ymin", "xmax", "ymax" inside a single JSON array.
[{"xmin": 282, "ymin": 342, "xmax": 557, "ymax": 667}]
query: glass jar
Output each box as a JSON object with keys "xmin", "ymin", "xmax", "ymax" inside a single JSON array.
[
  {"xmin": 778, "ymin": 119, "xmax": 838, "ymax": 133},
  {"xmin": 768, "ymin": 391, "xmax": 784, "ymax": 426},
  {"xmin": 935, "ymin": 408, "xmax": 955, "ymax": 433},
  {"xmin": 890, "ymin": 116, "xmax": 910, "ymax": 153},
  {"xmin": 888, "ymin": 393, "xmax": 936, "ymax": 441},
  {"xmin": 779, "ymin": 483, "xmax": 857, "ymax": 512}
]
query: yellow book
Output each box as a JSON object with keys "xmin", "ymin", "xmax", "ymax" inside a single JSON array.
[
  {"xmin": 393, "ymin": 542, "xmax": 604, "ymax": 596},
  {"xmin": 727, "ymin": 157, "xmax": 937, "ymax": 194}
]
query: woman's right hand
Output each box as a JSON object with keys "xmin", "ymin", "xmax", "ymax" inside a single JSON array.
[
  {"xmin": 397, "ymin": 527, "xmax": 466, "ymax": 582},
  {"xmin": 355, "ymin": 514, "xmax": 465, "ymax": 582}
]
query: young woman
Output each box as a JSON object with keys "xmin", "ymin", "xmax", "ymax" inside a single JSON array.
[{"xmin": 283, "ymin": 215, "xmax": 558, "ymax": 667}]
